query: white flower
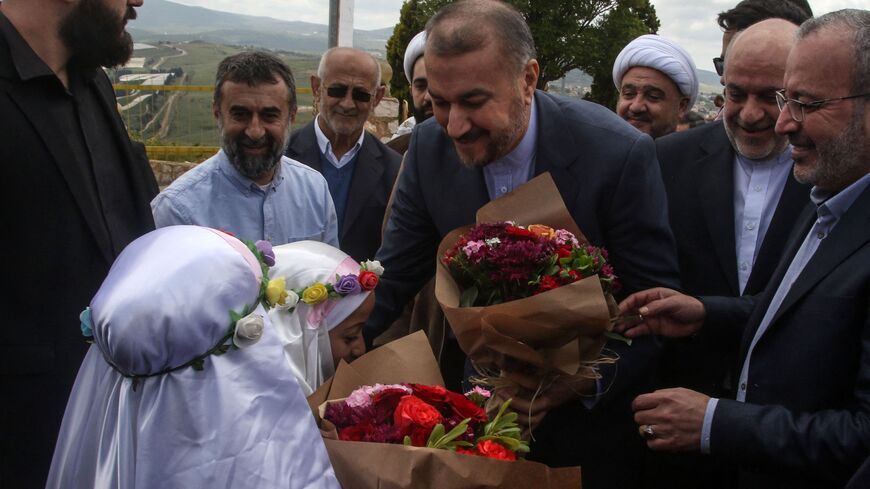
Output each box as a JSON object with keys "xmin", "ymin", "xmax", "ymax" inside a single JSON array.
[
  {"xmin": 233, "ymin": 313, "xmax": 264, "ymax": 348},
  {"xmin": 276, "ymin": 290, "xmax": 299, "ymax": 311},
  {"xmin": 362, "ymin": 259, "xmax": 385, "ymax": 276},
  {"xmin": 485, "ymin": 237, "xmax": 501, "ymax": 247}
]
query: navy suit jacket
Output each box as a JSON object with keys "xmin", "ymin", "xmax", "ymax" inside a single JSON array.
[
  {"xmin": 286, "ymin": 121, "xmax": 401, "ymax": 262},
  {"xmin": 703, "ymin": 184, "xmax": 870, "ymax": 488},
  {"xmin": 371, "ymin": 90, "xmax": 681, "ymax": 488},
  {"xmin": 0, "ymin": 19, "xmax": 158, "ymax": 488},
  {"xmin": 655, "ymin": 121, "xmax": 809, "ymax": 398}
]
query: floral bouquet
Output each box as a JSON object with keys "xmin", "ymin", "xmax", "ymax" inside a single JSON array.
[
  {"xmin": 435, "ymin": 174, "xmax": 619, "ymax": 403},
  {"xmin": 308, "ymin": 332, "xmax": 582, "ymax": 488}
]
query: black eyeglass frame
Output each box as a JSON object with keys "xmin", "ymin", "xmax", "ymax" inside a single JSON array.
[
  {"xmin": 325, "ymin": 85, "xmax": 373, "ymax": 103},
  {"xmin": 712, "ymin": 57, "xmax": 724, "ymax": 77},
  {"xmin": 775, "ymin": 89, "xmax": 870, "ymax": 122}
]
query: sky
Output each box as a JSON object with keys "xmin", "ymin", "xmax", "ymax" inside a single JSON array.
[{"xmin": 168, "ymin": 0, "xmax": 867, "ymax": 73}]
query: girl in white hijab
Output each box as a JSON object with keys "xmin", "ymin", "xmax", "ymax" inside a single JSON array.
[
  {"xmin": 268, "ymin": 241, "xmax": 383, "ymax": 395},
  {"xmin": 46, "ymin": 226, "xmax": 339, "ymax": 489}
]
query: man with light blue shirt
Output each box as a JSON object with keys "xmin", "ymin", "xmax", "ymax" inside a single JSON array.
[
  {"xmin": 368, "ymin": 2, "xmax": 680, "ymax": 488},
  {"xmin": 618, "ymin": 9, "xmax": 870, "ymax": 488},
  {"xmin": 151, "ymin": 51, "xmax": 338, "ymax": 247}
]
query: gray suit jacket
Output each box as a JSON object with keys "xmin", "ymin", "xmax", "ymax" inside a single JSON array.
[
  {"xmin": 286, "ymin": 121, "xmax": 401, "ymax": 261},
  {"xmin": 371, "ymin": 90, "xmax": 681, "ymax": 488}
]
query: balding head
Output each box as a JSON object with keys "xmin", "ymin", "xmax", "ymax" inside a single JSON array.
[{"xmin": 726, "ymin": 18, "xmax": 798, "ymax": 69}]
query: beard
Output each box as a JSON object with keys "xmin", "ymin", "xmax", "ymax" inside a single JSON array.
[
  {"xmin": 59, "ymin": 0, "xmax": 136, "ymax": 70},
  {"xmin": 412, "ymin": 101, "xmax": 433, "ymax": 124},
  {"xmin": 220, "ymin": 123, "xmax": 291, "ymax": 182},
  {"xmin": 799, "ymin": 105, "xmax": 867, "ymax": 190},
  {"xmin": 455, "ymin": 95, "xmax": 528, "ymax": 168}
]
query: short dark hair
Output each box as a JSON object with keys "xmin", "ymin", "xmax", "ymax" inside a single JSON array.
[
  {"xmin": 717, "ymin": 0, "xmax": 812, "ymax": 32},
  {"xmin": 214, "ymin": 51, "xmax": 297, "ymax": 114},
  {"xmin": 425, "ymin": 0, "xmax": 535, "ymax": 73},
  {"xmin": 798, "ymin": 9, "xmax": 870, "ymax": 95}
]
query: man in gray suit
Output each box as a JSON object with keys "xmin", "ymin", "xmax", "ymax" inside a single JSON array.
[
  {"xmin": 367, "ymin": 1, "xmax": 679, "ymax": 487},
  {"xmin": 619, "ymin": 10, "xmax": 870, "ymax": 488},
  {"xmin": 286, "ymin": 47, "xmax": 401, "ymax": 261}
]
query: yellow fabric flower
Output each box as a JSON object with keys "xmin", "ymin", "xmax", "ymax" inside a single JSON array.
[
  {"xmin": 527, "ymin": 224, "xmax": 556, "ymax": 239},
  {"xmin": 302, "ymin": 282, "xmax": 329, "ymax": 305},
  {"xmin": 266, "ymin": 277, "xmax": 288, "ymax": 306}
]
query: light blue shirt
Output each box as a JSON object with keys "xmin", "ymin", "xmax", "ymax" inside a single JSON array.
[
  {"xmin": 314, "ymin": 115, "xmax": 365, "ymax": 169},
  {"xmin": 151, "ymin": 149, "xmax": 339, "ymax": 246},
  {"xmin": 483, "ymin": 98, "xmax": 538, "ymax": 200},
  {"xmin": 701, "ymin": 170, "xmax": 870, "ymax": 453},
  {"xmin": 733, "ymin": 149, "xmax": 794, "ymax": 294}
]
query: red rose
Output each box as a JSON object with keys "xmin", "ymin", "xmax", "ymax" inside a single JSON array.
[
  {"xmin": 455, "ymin": 447, "xmax": 478, "ymax": 456},
  {"xmin": 359, "ymin": 270, "xmax": 379, "ymax": 290},
  {"xmin": 505, "ymin": 226, "xmax": 536, "ymax": 239},
  {"xmin": 394, "ymin": 395, "xmax": 443, "ymax": 432},
  {"xmin": 339, "ymin": 422, "xmax": 375, "ymax": 442},
  {"xmin": 411, "ymin": 384, "xmax": 450, "ymax": 407},
  {"xmin": 444, "ymin": 391, "xmax": 488, "ymax": 423},
  {"xmin": 536, "ymin": 275, "xmax": 560, "ymax": 294},
  {"xmin": 475, "ymin": 440, "xmax": 517, "ymax": 461},
  {"xmin": 372, "ymin": 387, "xmax": 409, "ymax": 424},
  {"xmin": 556, "ymin": 246, "xmax": 572, "ymax": 258},
  {"xmin": 407, "ymin": 426, "xmax": 431, "ymax": 447}
]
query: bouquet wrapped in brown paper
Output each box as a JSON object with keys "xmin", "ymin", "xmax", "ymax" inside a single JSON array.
[
  {"xmin": 307, "ymin": 331, "xmax": 582, "ymax": 489},
  {"xmin": 435, "ymin": 173, "xmax": 622, "ymax": 402}
]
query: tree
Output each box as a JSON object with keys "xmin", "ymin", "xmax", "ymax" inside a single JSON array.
[{"xmin": 386, "ymin": 0, "xmax": 658, "ymax": 110}]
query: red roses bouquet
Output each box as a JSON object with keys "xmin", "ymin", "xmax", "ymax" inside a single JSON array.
[
  {"xmin": 323, "ymin": 383, "xmax": 526, "ymax": 461},
  {"xmin": 308, "ymin": 332, "xmax": 582, "ymax": 489}
]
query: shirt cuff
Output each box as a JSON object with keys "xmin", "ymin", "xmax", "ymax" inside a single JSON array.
[{"xmin": 700, "ymin": 397, "xmax": 718, "ymax": 454}]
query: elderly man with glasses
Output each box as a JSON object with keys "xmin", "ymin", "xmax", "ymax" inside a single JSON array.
[
  {"xmin": 285, "ymin": 47, "xmax": 402, "ymax": 262},
  {"xmin": 618, "ymin": 9, "xmax": 870, "ymax": 489}
]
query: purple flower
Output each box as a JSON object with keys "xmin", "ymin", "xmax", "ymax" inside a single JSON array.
[
  {"xmin": 335, "ymin": 274, "xmax": 362, "ymax": 295},
  {"xmin": 255, "ymin": 240, "xmax": 275, "ymax": 267}
]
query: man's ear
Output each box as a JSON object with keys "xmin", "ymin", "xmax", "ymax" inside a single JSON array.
[
  {"xmin": 310, "ymin": 75, "xmax": 321, "ymax": 105},
  {"xmin": 372, "ymin": 84, "xmax": 386, "ymax": 107},
  {"xmin": 212, "ymin": 100, "xmax": 220, "ymax": 121},
  {"xmin": 522, "ymin": 59, "xmax": 540, "ymax": 102},
  {"xmin": 678, "ymin": 97, "xmax": 690, "ymax": 117}
]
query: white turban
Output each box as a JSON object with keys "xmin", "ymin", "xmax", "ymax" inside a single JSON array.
[
  {"xmin": 612, "ymin": 34, "xmax": 699, "ymax": 107},
  {"xmin": 404, "ymin": 31, "xmax": 427, "ymax": 82},
  {"xmin": 269, "ymin": 241, "xmax": 372, "ymax": 395}
]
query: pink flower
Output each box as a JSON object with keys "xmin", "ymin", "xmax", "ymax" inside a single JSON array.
[
  {"xmin": 462, "ymin": 240, "xmax": 486, "ymax": 258},
  {"xmin": 554, "ymin": 229, "xmax": 579, "ymax": 246}
]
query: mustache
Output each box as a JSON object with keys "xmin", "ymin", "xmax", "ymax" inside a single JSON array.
[
  {"xmin": 125, "ymin": 6, "xmax": 137, "ymax": 21},
  {"xmin": 454, "ymin": 127, "xmax": 486, "ymax": 144}
]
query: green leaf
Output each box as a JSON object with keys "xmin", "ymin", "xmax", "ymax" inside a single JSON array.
[
  {"xmin": 604, "ymin": 330, "xmax": 633, "ymax": 346},
  {"xmin": 403, "ymin": 435, "xmax": 413, "ymax": 446}
]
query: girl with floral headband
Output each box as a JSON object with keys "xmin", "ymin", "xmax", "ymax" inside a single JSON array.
[
  {"xmin": 266, "ymin": 240, "xmax": 383, "ymax": 395},
  {"xmin": 46, "ymin": 226, "xmax": 339, "ymax": 489}
]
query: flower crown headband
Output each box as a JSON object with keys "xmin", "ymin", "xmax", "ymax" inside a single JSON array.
[
  {"xmin": 81, "ymin": 239, "xmax": 281, "ymax": 382},
  {"xmin": 265, "ymin": 258, "xmax": 384, "ymax": 329}
]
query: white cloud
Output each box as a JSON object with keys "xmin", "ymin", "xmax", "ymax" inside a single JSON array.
[{"xmin": 163, "ymin": 0, "xmax": 866, "ymax": 72}]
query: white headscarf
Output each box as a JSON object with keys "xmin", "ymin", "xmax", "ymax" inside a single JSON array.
[
  {"xmin": 612, "ymin": 34, "xmax": 699, "ymax": 107},
  {"xmin": 404, "ymin": 31, "xmax": 427, "ymax": 82},
  {"xmin": 269, "ymin": 241, "xmax": 372, "ymax": 396},
  {"xmin": 46, "ymin": 226, "xmax": 339, "ymax": 489}
]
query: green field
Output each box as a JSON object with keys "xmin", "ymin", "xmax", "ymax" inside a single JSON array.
[{"xmin": 113, "ymin": 41, "xmax": 320, "ymax": 156}]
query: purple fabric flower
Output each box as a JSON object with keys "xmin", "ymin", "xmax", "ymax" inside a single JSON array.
[
  {"xmin": 254, "ymin": 240, "xmax": 275, "ymax": 267},
  {"xmin": 335, "ymin": 274, "xmax": 362, "ymax": 295}
]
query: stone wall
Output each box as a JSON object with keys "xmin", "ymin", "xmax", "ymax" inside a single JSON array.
[{"xmin": 150, "ymin": 159, "xmax": 198, "ymax": 188}]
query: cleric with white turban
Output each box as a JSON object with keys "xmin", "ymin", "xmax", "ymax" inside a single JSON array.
[{"xmin": 612, "ymin": 34, "xmax": 699, "ymax": 138}]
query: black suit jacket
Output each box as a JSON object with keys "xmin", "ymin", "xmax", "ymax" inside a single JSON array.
[
  {"xmin": 371, "ymin": 91, "xmax": 681, "ymax": 488},
  {"xmin": 0, "ymin": 20, "xmax": 157, "ymax": 488},
  {"xmin": 286, "ymin": 121, "xmax": 401, "ymax": 262},
  {"xmin": 703, "ymin": 184, "xmax": 870, "ymax": 488}
]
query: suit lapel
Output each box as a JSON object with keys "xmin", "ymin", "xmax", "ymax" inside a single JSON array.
[
  {"xmin": 770, "ymin": 185, "xmax": 870, "ymax": 325},
  {"xmin": 697, "ymin": 128, "xmax": 740, "ymax": 294},
  {"xmin": 7, "ymin": 80, "xmax": 114, "ymax": 265},
  {"xmin": 342, "ymin": 133, "xmax": 384, "ymax": 238},
  {"xmin": 533, "ymin": 92, "xmax": 581, "ymax": 206},
  {"xmin": 287, "ymin": 122, "xmax": 323, "ymax": 172}
]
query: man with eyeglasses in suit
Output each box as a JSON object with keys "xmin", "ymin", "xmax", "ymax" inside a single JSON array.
[{"xmin": 286, "ymin": 47, "xmax": 401, "ymax": 262}]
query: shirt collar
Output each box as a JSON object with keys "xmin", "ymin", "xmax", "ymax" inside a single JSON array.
[
  {"xmin": 216, "ymin": 149, "xmax": 283, "ymax": 193},
  {"xmin": 487, "ymin": 97, "xmax": 538, "ymax": 173},
  {"xmin": 313, "ymin": 114, "xmax": 365, "ymax": 162},
  {"xmin": 811, "ymin": 171, "xmax": 870, "ymax": 220},
  {"xmin": 735, "ymin": 144, "xmax": 793, "ymax": 172}
]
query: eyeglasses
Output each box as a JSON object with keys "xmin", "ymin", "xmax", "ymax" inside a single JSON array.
[
  {"xmin": 775, "ymin": 89, "xmax": 870, "ymax": 122},
  {"xmin": 325, "ymin": 85, "xmax": 373, "ymax": 102},
  {"xmin": 712, "ymin": 57, "xmax": 724, "ymax": 77}
]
